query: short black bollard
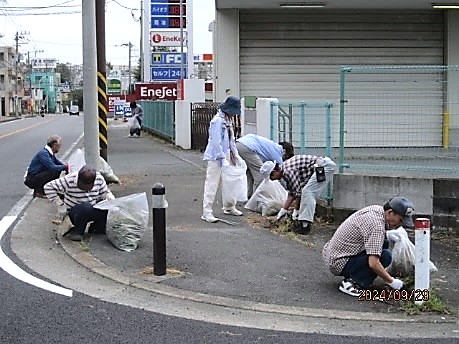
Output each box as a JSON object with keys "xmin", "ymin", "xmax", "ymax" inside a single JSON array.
[{"xmin": 152, "ymin": 183, "xmax": 167, "ymax": 276}]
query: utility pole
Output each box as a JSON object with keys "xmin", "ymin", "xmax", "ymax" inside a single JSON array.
[
  {"xmin": 96, "ymin": 0, "xmax": 108, "ymax": 162},
  {"xmin": 140, "ymin": 0, "xmax": 144, "ymax": 82},
  {"xmin": 121, "ymin": 42, "xmax": 133, "ymax": 93},
  {"xmin": 14, "ymin": 31, "xmax": 29, "ymax": 117}
]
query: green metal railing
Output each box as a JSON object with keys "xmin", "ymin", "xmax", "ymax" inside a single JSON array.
[
  {"xmin": 139, "ymin": 100, "xmax": 175, "ymax": 142},
  {"xmin": 339, "ymin": 65, "xmax": 459, "ymax": 176},
  {"xmin": 270, "ymin": 100, "xmax": 334, "ymax": 204}
]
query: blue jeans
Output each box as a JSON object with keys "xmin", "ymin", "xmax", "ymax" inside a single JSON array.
[
  {"xmin": 340, "ymin": 241, "xmax": 392, "ymax": 288},
  {"xmin": 68, "ymin": 202, "xmax": 108, "ymax": 235}
]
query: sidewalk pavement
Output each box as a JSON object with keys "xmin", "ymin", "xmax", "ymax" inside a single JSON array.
[{"xmin": 14, "ymin": 118, "xmax": 459, "ymax": 334}]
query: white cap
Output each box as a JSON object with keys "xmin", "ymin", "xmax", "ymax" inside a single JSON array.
[{"xmin": 260, "ymin": 161, "xmax": 276, "ymax": 180}]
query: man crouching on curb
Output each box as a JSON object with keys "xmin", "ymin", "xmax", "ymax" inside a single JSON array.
[
  {"xmin": 322, "ymin": 196, "xmax": 415, "ymax": 297},
  {"xmin": 44, "ymin": 165, "xmax": 115, "ymax": 242}
]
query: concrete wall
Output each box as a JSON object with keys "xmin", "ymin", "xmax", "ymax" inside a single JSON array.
[{"xmin": 331, "ymin": 174, "xmax": 458, "ymax": 232}]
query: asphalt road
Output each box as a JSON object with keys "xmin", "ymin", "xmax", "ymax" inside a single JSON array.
[{"xmin": 0, "ymin": 114, "xmax": 456, "ymax": 343}]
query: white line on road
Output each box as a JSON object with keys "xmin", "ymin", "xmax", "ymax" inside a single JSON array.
[{"xmin": 0, "ymin": 216, "xmax": 73, "ymax": 297}]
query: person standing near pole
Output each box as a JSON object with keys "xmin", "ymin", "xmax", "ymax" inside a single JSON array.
[
  {"xmin": 322, "ymin": 196, "xmax": 415, "ymax": 297},
  {"xmin": 201, "ymin": 96, "xmax": 243, "ymax": 223}
]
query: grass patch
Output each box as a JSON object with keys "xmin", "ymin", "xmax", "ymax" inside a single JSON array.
[{"xmin": 399, "ymin": 289, "xmax": 455, "ymax": 315}]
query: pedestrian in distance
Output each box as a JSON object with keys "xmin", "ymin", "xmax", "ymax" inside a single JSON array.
[
  {"xmin": 236, "ymin": 133, "xmax": 294, "ymax": 198},
  {"xmin": 24, "ymin": 134, "xmax": 69, "ymax": 198},
  {"xmin": 260, "ymin": 154, "xmax": 336, "ymax": 234},
  {"xmin": 201, "ymin": 96, "xmax": 244, "ymax": 223},
  {"xmin": 322, "ymin": 196, "xmax": 415, "ymax": 297},
  {"xmin": 129, "ymin": 101, "xmax": 143, "ymax": 137},
  {"xmin": 44, "ymin": 164, "xmax": 115, "ymax": 242}
]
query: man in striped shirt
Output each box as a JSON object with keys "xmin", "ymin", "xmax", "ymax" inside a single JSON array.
[
  {"xmin": 44, "ymin": 165, "xmax": 114, "ymax": 241},
  {"xmin": 322, "ymin": 196, "xmax": 415, "ymax": 297},
  {"xmin": 261, "ymin": 154, "xmax": 336, "ymax": 234}
]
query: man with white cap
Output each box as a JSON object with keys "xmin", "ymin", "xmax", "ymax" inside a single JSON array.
[
  {"xmin": 260, "ymin": 154, "xmax": 336, "ymax": 234},
  {"xmin": 322, "ymin": 196, "xmax": 415, "ymax": 297}
]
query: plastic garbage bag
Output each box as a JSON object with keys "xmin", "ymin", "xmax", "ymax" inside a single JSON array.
[
  {"xmin": 67, "ymin": 148, "xmax": 86, "ymax": 174},
  {"xmin": 386, "ymin": 226, "xmax": 438, "ymax": 277},
  {"xmin": 128, "ymin": 116, "xmax": 140, "ymax": 130},
  {"xmin": 67, "ymin": 148, "xmax": 120, "ymax": 184},
  {"xmin": 244, "ymin": 179, "xmax": 287, "ymax": 216},
  {"xmin": 221, "ymin": 157, "xmax": 248, "ymax": 207},
  {"xmin": 94, "ymin": 192, "xmax": 149, "ymax": 252}
]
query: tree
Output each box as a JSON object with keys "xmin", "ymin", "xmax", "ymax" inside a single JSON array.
[
  {"xmin": 69, "ymin": 88, "xmax": 84, "ymax": 108},
  {"xmin": 133, "ymin": 58, "xmax": 141, "ymax": 82},
  {"xmin": 56, "ymin": 63, "xmax": 72, "ymax": 84}
]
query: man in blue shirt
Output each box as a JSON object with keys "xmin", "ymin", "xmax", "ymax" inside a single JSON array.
[
  {"xmin": 236, "ymin": 134, "xmax": 294, "ymax": 197},
  {"xmin": 24, "ymin": 135, "xmax": 68, "ymax": 198}
]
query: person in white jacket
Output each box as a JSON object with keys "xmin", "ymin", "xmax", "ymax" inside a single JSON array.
[{"xmin": 201, "ymin": 96, "xmax": 243, "ymax": 223}]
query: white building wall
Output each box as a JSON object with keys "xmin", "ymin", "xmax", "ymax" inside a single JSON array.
[{"xmin": 214, "ymin": 9, "xmax": 239, "ymax": 102}]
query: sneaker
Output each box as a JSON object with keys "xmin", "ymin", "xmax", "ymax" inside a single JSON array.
[
  {"xmin": 201, "ymin": 214, "xmax": 218, "ymax": 223},
  {"xmin": 339, "ymin": 279, "xmax": 361, "ymax": 297},
  {"xmin": 292, "ymin": 221, "xmax": 311, "ymax": 235},
  {"xmin": 223, "ymin": 208, "xmax": 243, "ymax": 216},
  {"xmin": 68, "ymin": 232, "xmax": 84, "ymax": 242}
]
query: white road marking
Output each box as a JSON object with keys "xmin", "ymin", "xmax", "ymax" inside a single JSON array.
[
  {"xmin": 0, "ymin": 133, "xmax": 82, "ymax": 298},
  {"xmin": 0, "ymin": 216, "xmax": 73, "ymax": 297}
]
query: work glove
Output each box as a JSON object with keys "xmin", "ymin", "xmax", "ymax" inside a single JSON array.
[
  {"xmin": 220, "ymin": 159, "xmax": 230, "ymax": 168},
  {"xmin": 106, "ymin": 190, "xmax": 116, "ymax": 201},
  {"xmin": 64, "ymin": 163, "xmax": 69, "ymax": 173},
  {"xmin": 388, "ymin": 278, "xmax": 404, "ymax": 290},
  {"xmin": 292, "ymin": 209, "xmax": 299, "ymax": 220},
  {"xmin": 276, "ymin": 208, "xmax": 288, "ymax": 221}
]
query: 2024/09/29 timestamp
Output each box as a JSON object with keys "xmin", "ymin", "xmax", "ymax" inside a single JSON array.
[{"xmin": 359, "ymin": 289, "xmax": 430, "ymax": 302}]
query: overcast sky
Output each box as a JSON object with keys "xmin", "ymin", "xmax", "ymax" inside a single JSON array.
[{"xmin": 0, "ymin": 0, "xmax": 214, "ymax": 66}]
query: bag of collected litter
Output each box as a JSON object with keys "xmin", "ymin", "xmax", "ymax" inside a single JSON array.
[
  {"xmin": 67, "ymin": 148, "xmax": 120, "ymax": 184},
  {"xmin": 221, "ymin": 157, "xmax": 248, "ymax": 207},
  {"xmin": 99, "ymin": 156, "xmax": 120, "ymax": 184},
  {"xmin": 67, "ymin": 148, "xmax": 86, "ymax": 174},
  {"xmin": 245, "ymin": 179, "xmax": 287, "ymax": 216},
  {"xmin": 94, "ymin": 192, "xmax": 149, "ymax": 252},
  {"xmin": 386, "ymin": 226, "xmax": 438, "ymax": 277}
]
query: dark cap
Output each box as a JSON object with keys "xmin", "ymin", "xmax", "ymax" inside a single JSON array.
[
  {"xmin": 388, "ymin": 196, "xmax": 415, "ymax": 227},
  {"xmin": 219, "ymin": 96, "xmax": 241, "ymax": 116},
  {"xmin": 77, "ymin": 165, "xmax": 96, "ymax": 191}
]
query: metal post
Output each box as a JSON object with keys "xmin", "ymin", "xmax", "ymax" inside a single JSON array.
[
  {"xmin": 15, "ymin": 31, "xmax": 19, "ymax": 117},
  {"xmin": 179, "ymin": 0, "xmax": 184, "ymax": 80},
  {"xmin": 128, "ymin": 42, "xmax": 132, "ymax": 93},
  {"xmin": 140, "ymin": 0, "xmax": 144, "ymax": 82},
  {"xmin": 82, "ymin": 0, "xmax": 100, "ymax": 169},
  {"xmin": 152, "ymin": 183, "xmax": 167, "ymax": 276},
  {"xmin": 414, "ymin": 217, "xmax": 431, "ymax": 305}
]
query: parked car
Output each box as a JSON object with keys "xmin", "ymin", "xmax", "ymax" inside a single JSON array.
[{"xmin": 69, "ymin": 105, "xmax": 79, "ymax": 116}]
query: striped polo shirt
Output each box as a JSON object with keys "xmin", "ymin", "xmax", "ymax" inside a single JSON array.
[
  {"xmin": 322, "ymin": 205, "xmax": 386, "ymax": 275},
  {"xmin": 44, "ymin": 171, "xmax": 108, "ymax": 209}
]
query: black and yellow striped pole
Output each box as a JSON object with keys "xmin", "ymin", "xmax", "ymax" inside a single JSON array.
[{"xmin": 96, "ymin": 0, "xmax": 108, "ymax": 162}]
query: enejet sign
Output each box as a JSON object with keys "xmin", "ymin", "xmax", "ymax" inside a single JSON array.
[
  {"xmin": 135, "ymin": 82, "xmax": 177, "ymax": 100},
  {"xmin": 150, "ymin": 30, "xmax": 188, "ymax": 47}
]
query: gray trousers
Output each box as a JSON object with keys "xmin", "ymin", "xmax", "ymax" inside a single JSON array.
[
  {"xmin": 236, "ymin": 142, "xmax": 264, "ymax": 197},
  {"xmin": 298, "ymin": 157, "xmax": 336, "ymax": 223}
]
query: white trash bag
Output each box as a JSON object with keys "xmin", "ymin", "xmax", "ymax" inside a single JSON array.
[
  {"xmin": 386, "ymin": 226, "xmax": 438, "ymax": 277},
  {"xmin": 128, "ymin": 116, "xmax": 140, "ymax": 130},
  {"xmin": 245, "ymin": 179, "xmax": 287, "ymax": 216},
  {"xmin": 95, "ymin": 192, "xmax": 149, "ymax": 252},
  {"xmin": 221, "ymin": 157, "xmax": 248, "ymax": 207},
  {"xmin": 67, "ymin": 148, "xmax": 120, "ymax": 184}
]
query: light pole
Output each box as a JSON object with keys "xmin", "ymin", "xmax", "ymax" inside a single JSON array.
[
  {"xmin": 121, "ymin": 42, "xmax": 133, "ymax": 93},
  {"xmin": 38, "ymin": 76, "xmax": 47, "ymax": 114}
]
